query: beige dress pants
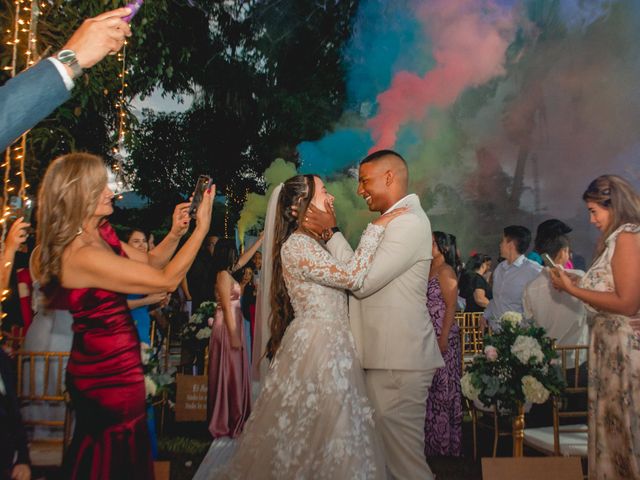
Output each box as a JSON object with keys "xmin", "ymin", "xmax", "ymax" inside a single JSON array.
[{"xmin": 365, "ymin": 369, "xmax": 437, "ymax": 480}]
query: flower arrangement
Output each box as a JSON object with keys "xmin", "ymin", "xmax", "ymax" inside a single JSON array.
[
  {"xmin": 461, "ymin": 311, "xmax": 564, "ymax": 415},
  {"xmin": 179, "ymin": 301, "xmax": 217, "ymax": 344},
  {"xmin": 141, "ymin": 342, "xmax": 176, "ymax": 404}
]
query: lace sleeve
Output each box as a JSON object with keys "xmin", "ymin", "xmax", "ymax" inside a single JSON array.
[{"xmin": 282, "ymin": 224, "xmax": 384, "ymax": 290}]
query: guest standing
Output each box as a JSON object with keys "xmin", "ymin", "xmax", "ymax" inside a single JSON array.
[
  {"xmin": 207, "ymin": 236, "xmax": 262, "ymax": 438},
  {"xmin": 33, "ymin": 153, "xmax": 214, "ymax": 480},
  {"xmin": 458, "ymin": 253, "xmax": 492, "ymax": 313},
  {"xmin": 483, "ymin": 225, "xmax": 542, "ymax": 331},
  {"xmin": 424, "ymin": 231, "xmax": 462, "ymax": 457},
  {"xmin": 125, "ymin": 229, "xmax": 168, "ymax": 345},
  {"xmin": 550, "ymin": 175, "xmax": 640, "ymax": 480}
]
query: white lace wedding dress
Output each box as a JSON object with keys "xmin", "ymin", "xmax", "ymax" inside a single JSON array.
[{"xmin": 211, "ymin": 224, "xmax": 387, "ymax": 479}]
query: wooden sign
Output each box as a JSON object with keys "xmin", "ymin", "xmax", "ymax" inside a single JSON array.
[
  {"xmin": 175, "ymin": 373, "xmax": 208, "ymax": 422},
  {"xmin": 153, "ymin": 461, "xmax": 170, "ymax": 480},
  {"xmin": 481, "ymin": 457, "xmax": 583, "ymax": 480}
]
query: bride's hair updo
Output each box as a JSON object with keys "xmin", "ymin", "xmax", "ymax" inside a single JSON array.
[{"xmin": 267, "ymin": 174, "xmax": 316, "ymax": 359}]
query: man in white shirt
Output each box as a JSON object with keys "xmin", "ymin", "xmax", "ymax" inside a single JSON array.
[
  {"xmin": 483, "ymin": 225, "xmax": 542, "ymax": 331},
  {"xmin": 523, "ymin": 235, "xmax": 588, "ymax": 365}
]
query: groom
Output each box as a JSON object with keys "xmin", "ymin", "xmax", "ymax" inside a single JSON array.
[{"xmin": 305, "ymin": 150, "xmax": 444, "ymax": 479}]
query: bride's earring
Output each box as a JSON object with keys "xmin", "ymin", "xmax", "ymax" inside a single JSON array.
[{"xmin": 76, "ymin": 227, "xmax": 83, "ymax": 236}]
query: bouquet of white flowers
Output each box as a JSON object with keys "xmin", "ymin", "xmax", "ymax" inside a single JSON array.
[
  {"xmin": 179, "ymin": 301, "xmax": 217, "ymax": 344},
  {"xmin": 460, "ymin": 311, "xmax": 564, "ymax": 415}
]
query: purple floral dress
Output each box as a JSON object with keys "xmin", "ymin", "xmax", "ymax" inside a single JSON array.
[{"xmin": 424, "ymin": 276, "xmax": 463, "ymax": 456}]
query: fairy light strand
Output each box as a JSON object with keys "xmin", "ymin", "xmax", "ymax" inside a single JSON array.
[
  {"xmin": 1, "ymin": 0, "xmax": 42, "ymax": 331},
  {"xmin": 112, "ymin": 41, "xmax": 129, "ymax": 200}
]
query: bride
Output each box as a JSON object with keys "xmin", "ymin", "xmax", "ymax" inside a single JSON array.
[{"xmin": 207, "ymin": 174, "xmax": 404, "ymax": 479}]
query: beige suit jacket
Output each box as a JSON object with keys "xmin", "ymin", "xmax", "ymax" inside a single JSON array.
[{"xmin": 327, "ymin": 194, "xmax": 444, "ymax": 371}]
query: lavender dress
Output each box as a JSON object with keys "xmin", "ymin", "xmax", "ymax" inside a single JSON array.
[{"xmin": 424, "ymin": 276, "xmax": 463, "ymax": 456}]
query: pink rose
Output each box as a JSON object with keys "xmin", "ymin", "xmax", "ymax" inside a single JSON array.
[
  {"xmin": 207, "ymin": 317, "xmax": 214, "ymax": 327},
  {"xmin": 484, "ymin": 345, "xmax": 498, "ymax": 362}
]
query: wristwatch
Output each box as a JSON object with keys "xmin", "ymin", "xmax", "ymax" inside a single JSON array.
[
  {"xmin": 321, "ymin": 226, "xmax": 340, "ymax": 242},
  {"xmin": 56, "ymin": 49, "xmax": 83, "ymax": 79}
]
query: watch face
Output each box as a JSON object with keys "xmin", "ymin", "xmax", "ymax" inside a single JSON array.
[{"xmin": 57, "ymin": 49, "xmax": 77, "ymax": 64}]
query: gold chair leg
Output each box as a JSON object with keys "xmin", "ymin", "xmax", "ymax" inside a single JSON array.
[{"xmin": 492, "ymin": 411, "xmax": 499, "ymax": 457}]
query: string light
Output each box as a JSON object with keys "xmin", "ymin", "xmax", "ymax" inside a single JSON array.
[
  {"xmin": 1, "ymin": 0, "xmax": 43, "ymax": 336},
  {"xmin": 111, "ymin": 41, "xmax": 130, "ymax": 199}
]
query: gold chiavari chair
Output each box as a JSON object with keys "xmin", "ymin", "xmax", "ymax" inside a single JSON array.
[
  {"xmin": 524, "ymin": 344, "xmax": 589, "ymax": 458},
  {"xmin": 456, "ymin": 312, "xmax": 485, "ymax": 372},
  {"xmin": 16, "ymin": 351, "xmax": 72, "ymax": 467}
]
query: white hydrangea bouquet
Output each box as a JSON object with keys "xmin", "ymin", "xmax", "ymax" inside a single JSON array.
[
  {"xmin": 461, "ymin": 311, "xmax": 564, "ymax": 415},
  {"xmin": 178, "ymin": 301, "xmax": 217, "ymax": 344}
]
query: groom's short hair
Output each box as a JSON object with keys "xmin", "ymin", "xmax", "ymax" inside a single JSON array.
[{"xmin": 360, "ymin": 149, "xmax": 407, "ymax": 167}]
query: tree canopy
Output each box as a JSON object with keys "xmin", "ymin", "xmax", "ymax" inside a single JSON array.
[{"xmin": 1, "ymin": 0, "xmax": 359, "ymax": 232}]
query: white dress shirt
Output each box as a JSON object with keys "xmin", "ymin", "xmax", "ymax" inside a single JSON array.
[
  {"xmin": 484, "ymin": 255, "xmax": 542, "ymax": 330},
  {"xmin": 47, "ymin": 57, "xmax": 75, "ymax": 91},
  {"xmin": 523, "ymin": 269, "xmax": 589, "ymax": 364}
]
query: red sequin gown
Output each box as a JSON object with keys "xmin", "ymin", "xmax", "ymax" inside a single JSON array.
[{"xmin": 63, "ymin": 222, "xmax": 154, "ymax": 479}]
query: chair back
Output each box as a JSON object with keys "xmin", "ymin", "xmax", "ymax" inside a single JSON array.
[
  {"xmin": 552, "ymin": 344, "xmax": 588, "ymax": 455},
  {"xmin": 456, "ymin": 312, "xmax": 484, "ymax": 371},
  {"xmin": 16, "ymin": 351, "xmax": 73, "ymax": 458}
]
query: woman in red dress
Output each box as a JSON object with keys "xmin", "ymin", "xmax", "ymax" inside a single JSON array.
[{"xmin": 32, "ymin": 153, "xmax": 214, "ymax": 479}]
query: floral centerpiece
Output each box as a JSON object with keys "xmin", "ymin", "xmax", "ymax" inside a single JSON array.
[
  {"xmin": 461, "ymin": 311, "xmax": 565, "ymax": 415},
  {"xmin": 179, "ymin": 301, "xmax": 217, "ymax": 344}
]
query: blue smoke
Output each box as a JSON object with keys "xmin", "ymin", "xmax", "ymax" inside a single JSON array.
[{"xmin": 298, "ymin": 0, "xmax": 433, "ymax": 174}]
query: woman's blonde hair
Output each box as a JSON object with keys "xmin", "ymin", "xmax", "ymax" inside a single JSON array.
[
  {"xmin": 35, "ymin": 152, "xmax": 107, "ymax": 290},
  {"xmin": 583, "ymin": 174, "xmax": 640, "ymax": 257}
]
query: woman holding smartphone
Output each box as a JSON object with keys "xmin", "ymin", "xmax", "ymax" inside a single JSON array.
[
  {"xmin": 550, "ymin": 175, "xmax": 640, "ymax": 479},
  {"xmin": 33, "ymin": 153, "xmax": 214, "ymax": 480}
]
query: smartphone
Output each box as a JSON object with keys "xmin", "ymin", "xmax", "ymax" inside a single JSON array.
[
  {"xmin": 541, "ymin": 253, "xmax": 558, "ymax": 269},
  {"xmin": 188, "ymin": 175, "xmax": 213, "ymax": 219},
  {"xmin": 7, "ymin": 195, "xmax": 33, "ymax": 223},
  {"xmin": 123, "ymin": 0, "xmax": 143, "ymax": 23}
]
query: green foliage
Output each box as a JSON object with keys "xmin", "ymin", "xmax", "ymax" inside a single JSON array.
[
  {"xmin": 179, "ymin": 300, "xmax": 217, "ymax": 344},
  {"xmin": 1, "ymin": 0, "xmax": 359, "ymax": 209}
]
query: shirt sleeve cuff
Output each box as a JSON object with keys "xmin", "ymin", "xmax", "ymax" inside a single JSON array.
[{"xmin": 47, "ymin": 57, "xmax": 74, "ymax": 91}]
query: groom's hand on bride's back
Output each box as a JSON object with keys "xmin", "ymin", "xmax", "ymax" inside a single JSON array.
[{"xmin": 301, "ymin": 200, "xmax": 337, "ymax": 237}]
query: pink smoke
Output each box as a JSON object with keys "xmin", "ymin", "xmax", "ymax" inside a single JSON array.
[{"xmin": 367, "ymin": 0, "xmax": 517, "ymax": 152}]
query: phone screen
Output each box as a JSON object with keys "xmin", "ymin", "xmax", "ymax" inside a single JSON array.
[
  {"xmin": 7, "ymin": 195, "xmax": 33, "ymax": 223},
  {"xmin": 541, "ymin": 253, "xmax": 557, "ymax": 268},
  {"xmin": 188, "ymin": 175, "xmax": 212, "ymax": 219}
]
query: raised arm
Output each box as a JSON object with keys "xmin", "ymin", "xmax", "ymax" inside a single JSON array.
[
  {"xmin": 284, "ymin": 224, "xmax": 384, "ymax": 291},
  {"xmin": 61, "ymin": 190, "xmax": 214, "ymax": 294},
  {"xmin": 233, "ymin": 232, "xmax": 264, "ymax": 272}
]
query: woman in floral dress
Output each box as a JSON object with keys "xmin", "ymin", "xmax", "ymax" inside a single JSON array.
[{"xmin": 551, "ymin": 175, "xmax": 640, "ymax": 479}]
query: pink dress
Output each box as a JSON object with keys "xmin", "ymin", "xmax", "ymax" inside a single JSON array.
[{"xmin": 207, "ymin": 280, "xmax": 251, "ymax": 438}]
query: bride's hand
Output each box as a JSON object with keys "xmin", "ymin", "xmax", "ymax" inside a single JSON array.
[{"xmin": 372, "ymin": 207, "xmax": 408, "ymax": 227}]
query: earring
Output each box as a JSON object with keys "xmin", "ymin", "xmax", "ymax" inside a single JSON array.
[{"xmin": 76, "ymin": 227, "xmax": 83, "ymax": 236}]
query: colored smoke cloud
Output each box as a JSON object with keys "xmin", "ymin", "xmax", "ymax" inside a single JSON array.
[
  {"xmin": 368, "ymin": 0, "xmax": 517, "ymax": 151},
  {"xmin": 282, "ymin": 0, "xmax": 640, "ymax": 260}
]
